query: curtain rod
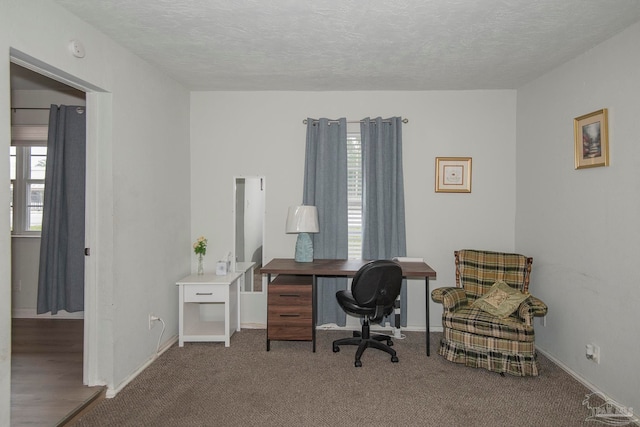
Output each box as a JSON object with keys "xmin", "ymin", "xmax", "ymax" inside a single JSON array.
[
  {"xmin": 11, "ymin": 107, "xmax": 50, "ymax": 112},
  {"xmin": 303, "ymin": 118, "xmax": 408, "ymax": 125}
]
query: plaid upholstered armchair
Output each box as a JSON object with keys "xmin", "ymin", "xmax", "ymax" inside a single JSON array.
[{"xmin": 431, "ymin": 250, "xmax": 548, "ymax": 376}]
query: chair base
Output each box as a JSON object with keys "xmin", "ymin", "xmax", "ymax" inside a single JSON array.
[{"xmin": 332, "ymin": 323, "xmax": 399, "ymax": 367}]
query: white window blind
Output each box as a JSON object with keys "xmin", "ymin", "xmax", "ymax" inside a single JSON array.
[{"xmin": 347, "ymin": 133, "xmax": 362, "ymax": 259}]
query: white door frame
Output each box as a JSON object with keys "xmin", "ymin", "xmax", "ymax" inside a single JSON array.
[{"xmin": 9, "ymin": 50, "xmax": 109, "ymax": 387}]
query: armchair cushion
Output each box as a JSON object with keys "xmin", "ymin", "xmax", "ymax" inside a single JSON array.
[
  {"xmin": 471, "ymin": 280, "xmax": 529, "ymax": 318},
  {"xmin": 443, "ymin": 306, "xmax": 535, "ymax": 342}
]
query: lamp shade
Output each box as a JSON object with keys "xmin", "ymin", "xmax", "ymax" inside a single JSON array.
[{"xmin": 285, "ymin": 206, "xmax": 319, "ymax": 233}]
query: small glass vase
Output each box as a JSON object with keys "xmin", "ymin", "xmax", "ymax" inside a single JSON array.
[{"xmin": 197, "ymin": 254, "xmax": 204, "ymax": 275}]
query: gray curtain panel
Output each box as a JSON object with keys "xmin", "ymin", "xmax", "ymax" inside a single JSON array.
[
  {"xmin": 37, "ymin": 105, "xmax": 86, "ymax": 314},
  {"xmin": 303, "ymin": 118, "xmax": 348, "ymax": 326},
  {"xmin": 361, "ymin": 117, "xmax": 408, "ymax": 326}
]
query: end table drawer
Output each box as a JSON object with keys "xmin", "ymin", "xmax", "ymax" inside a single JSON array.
[{"xmin": 184, "ymin": 285, "xmax": 227, "ymax": 302}]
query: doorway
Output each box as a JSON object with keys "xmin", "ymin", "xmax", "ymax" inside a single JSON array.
[
  {"xmin": 9, "ymin": 63, "xmax": 86, "ymax": 316},
  {"xmin": 9, "ymin": 62, "xmax": 99, "ymax": 425}
]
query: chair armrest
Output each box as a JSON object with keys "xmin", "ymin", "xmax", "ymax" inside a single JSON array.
[
  {"xmin": 431, "ymin": 287, "xmax": 468, "ymax": 312},
  {"xmin": 517, "ymin": 296, "xmax": 548, "ymax": 325}
]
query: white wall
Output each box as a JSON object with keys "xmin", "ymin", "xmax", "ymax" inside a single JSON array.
[
  {"xmin": 11, "ymin": 238, "xmax": 44, "ymax": 313},
  {"xmin": 0, "ymin": 1, "xmax": 191, "ymax": 422},
  {"xmin": 190, "ymin": 90, "xmax": 518, "ymax": 327},
  {"xmin": 516, "ymin": 21, "xmax": 640, "ymax": 414}
]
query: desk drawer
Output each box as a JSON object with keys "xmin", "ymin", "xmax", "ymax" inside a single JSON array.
[
  {"xmin": 268, "ymin": 306, "xmax": 312, "ymax": 341},
  {"xmin": 268, "ymin": 284, "xmax": 311, "ymax": 306},
  {"xmin": 183, "ymin": 284, "xmax": 227, "ymax": 302},
  {"xmin": 268, "ymin": 306, "xmax": 312, "ymax": 325}
]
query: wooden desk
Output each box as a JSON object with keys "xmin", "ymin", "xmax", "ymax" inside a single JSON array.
[{"xmin": 261, "ymin": 258, "xmax": 436, "ymax": 355}]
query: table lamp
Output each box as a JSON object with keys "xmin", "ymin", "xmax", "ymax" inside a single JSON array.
[{"xmin": 286, "ymin": 205, "xmax": 319, "ymax": 262}]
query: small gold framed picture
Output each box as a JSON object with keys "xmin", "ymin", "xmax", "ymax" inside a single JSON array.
[
  {"xmin": 574, "ymin": 109, "xmax": 609, "ymax": 169},
  {"xmin": 435, "ymin": 157, "xmax": 472, "ymax": 193}
]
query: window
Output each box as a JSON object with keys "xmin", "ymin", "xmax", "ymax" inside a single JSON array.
[
  {"xmin": 347, "ymin": 133, "xmax": 362, "ymax": 259},
  {"xmin": 11, "ymin": 126, "xmax": 47, "ymax": 235}
]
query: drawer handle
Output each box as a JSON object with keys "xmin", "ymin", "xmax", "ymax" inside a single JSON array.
[
  {"xmin": 280, "ymin": 294, "xmax": 301, "ymax": 298},
  {"xmin": 196, "ymin": 292, "xmax": 213, "ymax": 295},
  {"xmin": 280, "ymin": 314, "xmax": 301, "ymax": 317}
]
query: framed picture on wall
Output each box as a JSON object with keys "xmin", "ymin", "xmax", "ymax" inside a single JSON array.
[
  {"xmin": 435, "ymin": 157, "xmax": 472, "ymax": 193},
  {"xmin": 574, "ymin": 109, "xmax": 609, "ymax": 169}
]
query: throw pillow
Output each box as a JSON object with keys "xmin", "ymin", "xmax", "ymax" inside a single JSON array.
[{"xmin": 472, "ymin": 280, "xmax": 529, "ymax": 318}]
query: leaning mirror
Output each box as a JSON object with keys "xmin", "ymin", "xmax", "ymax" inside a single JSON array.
[{"xmin": 233, "ymin": 176, "xmax": 265, "ymax": 292}]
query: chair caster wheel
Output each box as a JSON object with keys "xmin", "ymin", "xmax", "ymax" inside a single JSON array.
[
  {"xmin": 391, "ymin": 356, "xmax": 399, "ymax": 363},
  {"xmin": 355, "ymin": 360, "xmax": 362, "ymax": 367},
  {"xmin": 333, "ymin": 346, "xmax": 340, "ymax": 353},
  {"xmin": 387, "ymin": 340, "xmax": 394, "ymax": 346}
]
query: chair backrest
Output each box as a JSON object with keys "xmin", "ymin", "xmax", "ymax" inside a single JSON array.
[
  {"xmin": 351, "ymin": 260, "xmax": 403, "ymax": 315},
  {"xmin": 455, "ymin": 249, "xmax": 533, "ymax": 300}
]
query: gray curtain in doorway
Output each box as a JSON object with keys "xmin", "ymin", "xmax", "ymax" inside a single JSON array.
[
  {"xmin": 37, "ymin": 105, "xmax": 86, "ymax": 314},
  {"xmin": 303, "ymin": 118, "xmax": 348, "ymax": 326},
  {"xmin": 361, "ymin": 117, "xmax": 407, "ymax": 326}
]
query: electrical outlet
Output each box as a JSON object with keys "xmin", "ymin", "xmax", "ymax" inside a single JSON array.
[
  {"xmin": 148, "ymin": 313, "xmax": 156, "ymax": 330},
  {"xmin": 586, "ymin": 343, "xmax": 600, "ymax": 364}
]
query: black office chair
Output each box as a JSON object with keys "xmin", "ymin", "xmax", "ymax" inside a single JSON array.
[{"xmin": 332, "ymin": 260, "xmax": 403, "ymax": 367}]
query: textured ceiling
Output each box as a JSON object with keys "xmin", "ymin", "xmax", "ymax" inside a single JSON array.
[{"xmin": 50, "ymin": 0, "xmax": 640, "ymax": 91}]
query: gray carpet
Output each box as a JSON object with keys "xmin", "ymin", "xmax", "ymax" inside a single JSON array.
[{"xmin": 75, "ymin": 330, "xmax": 599, "ymax": 426}]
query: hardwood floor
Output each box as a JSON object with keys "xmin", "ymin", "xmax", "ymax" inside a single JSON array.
[{"xmin": 11, "ymin": 318, "xmax": 104, "ymax": 427}]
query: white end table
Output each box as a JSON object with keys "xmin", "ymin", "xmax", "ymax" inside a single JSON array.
[{"xmin": 176, "ymin": 272, "xmax": 242, "ymax": 347}]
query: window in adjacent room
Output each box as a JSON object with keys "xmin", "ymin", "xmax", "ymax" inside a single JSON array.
[
  {"xmin": 347, "ymin": 132, "xmax": 362, "ymax": 259},
  {"xmin": 11, "ymin": 126, "xmax": 47, "ymax": 234}
]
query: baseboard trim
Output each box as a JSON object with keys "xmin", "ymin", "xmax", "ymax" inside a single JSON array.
[
  {"xmin": 536, "ymin": 346, "xmax": 638, "ymax": 421},
  {"xmin": 12, "ymin": 308, "xmax": 84, "ymax": 319},
  {"xmin": 105, "ymin": 335, "xmax": 178, "ymax": 398},
  {"xmin": 315, "ymin": 324, "xmax": 437, "ymax": 332},
  {"xmin": 238, "ymin": 323, "xmax": 443, "ymax": 333},
  {"xmin": 241, "ymin": 322, "xmax": 266, "ymax": 329}
]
